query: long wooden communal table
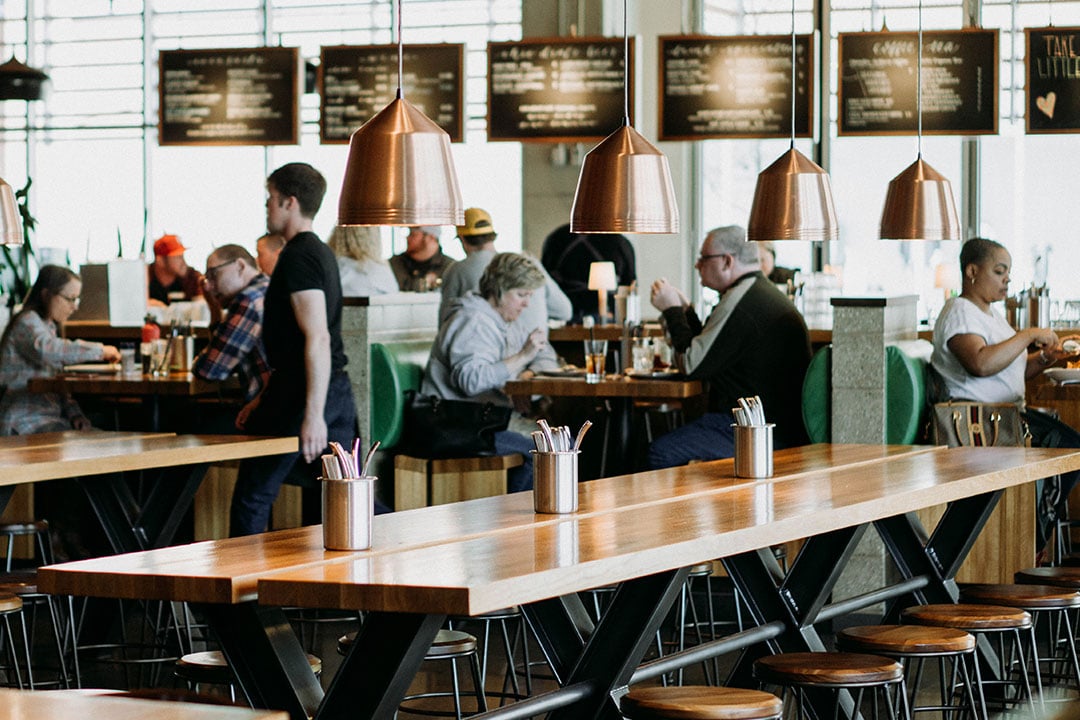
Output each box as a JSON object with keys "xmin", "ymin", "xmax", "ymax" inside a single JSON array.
[
  {"xmin": 0, "ymin": 688, "xmax": 287, "ymax": 720},
  {"xmin": 0, "ymin": 431, "xmax": 297, "ymax": 553},
  {"xmin": 40, "ymin": 444, "xmax": 1055, "ymax": 720},
  {"xmin": 39, "ymin": 444, "xmax": 932, "ymax": 718}
]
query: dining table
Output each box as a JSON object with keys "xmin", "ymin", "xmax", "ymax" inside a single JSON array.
[
  {"xmin": 0, "ymin": 688, "xmax": 287, "ymax": 720},
  {"xmin": 28, "ymin": 370, "xmax": 242, "ymax": 431},
  {"xmin": 39, "ymin": 443, "xmax": 1080, "ymax": 720},
  {"xmin": 504, "ymin": 373, "xmax": 703, "ymax": 475},
  {"xmin": 0, "ymin": 430, "xmax": 296, "ymax": 553}
]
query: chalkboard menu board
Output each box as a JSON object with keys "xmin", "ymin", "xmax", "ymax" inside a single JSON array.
[
  {"xmin": 1026, "ymin": 27, "xmax": 1080, "ymax": 134},
  {"xmin": 159, "ymin": 47, "xmax": 299, "ymax": 146},
  {"xmin": 838, "ymin": 29, "xmax": 998, "ymax": 136},
  {"xmin": 487, "ymin": 37, "xmax": 633, "ymax": 143},
  {"xmin": 320, "ymin": 44, "xmax": 464, "ymax": 144},
  {"xmin": 659, "ymin": 34, "xmax": 813, "ymax": 141}
]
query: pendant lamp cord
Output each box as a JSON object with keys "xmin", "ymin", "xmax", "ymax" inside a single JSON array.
[
  {"xmin": 396, "ymin": 0, "xmax": 404, "ymax": 100},
  {"xmin": 789, "ymin": 0, "xmax": 796, "ymax": 150},
  {"xmin": 916, "ymin": 0, "xmax": 923, "ymax": 157},
  {"xmin": 622, "ymin": 0, "xmax": 630, "ymax": 126}
]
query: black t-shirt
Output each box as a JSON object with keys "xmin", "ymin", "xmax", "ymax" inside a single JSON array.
[{"xmin": 263, "ymin": 231, "xmax": 347, "ymax": 382}]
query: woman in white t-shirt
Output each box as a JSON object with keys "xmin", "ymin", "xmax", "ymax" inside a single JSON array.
[
  {"xmin": 932, "ymin": 237, "xmax": 1070, "ymax": 402},
  {"xmin": 932, "ymin": 237, "xmax": 1080, "ymax": 556}
]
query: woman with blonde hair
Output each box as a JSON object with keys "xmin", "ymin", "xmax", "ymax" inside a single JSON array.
[{"xmin": 327, "ymin": 225, "xmax": 398, "ymax": 296}]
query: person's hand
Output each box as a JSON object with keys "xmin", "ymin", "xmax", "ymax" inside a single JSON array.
[
  {"xmin": 1027, "ymin": 327, "xmax": 1060, "ymax": 350},
  {"xmin": 521, "ymin": 328, "xmax": 546, "ymax": 359},
  {"xmin": 71, "ymin": 415, "xmax": 92, "ymax": 431},
  {"xmin": 650, "ymin": 279, "xmax": 684, "ymax": 312},
  {"xmin": 235, "ymin": 396, "xmax": 260, "ymax": 431},
  {"xmin": 300, "ymin": 413, "xmax": 328, "ymax": 465},
  {"xmin": 101, "ymin": 345, "xmax": 122, "ymax": 362}
]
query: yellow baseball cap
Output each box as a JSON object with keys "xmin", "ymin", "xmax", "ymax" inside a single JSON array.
[{"xmin": 456, "ymin": 207, "xmax": 495, "ymax": 237}]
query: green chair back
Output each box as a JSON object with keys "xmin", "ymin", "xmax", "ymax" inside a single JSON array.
[{"xmin": 369, "ymin": 342, "xmax": 427, "ymax": 451}]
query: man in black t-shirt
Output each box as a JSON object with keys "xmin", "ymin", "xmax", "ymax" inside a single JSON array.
[{"xmin": 229, "ymin": 162, "xmax": 361, "ymax": 536}]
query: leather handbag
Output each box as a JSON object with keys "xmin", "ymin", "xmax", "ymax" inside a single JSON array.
[
  {"xmin": 931, "ymin": 401, "xmax": 1030, "ymax": 448},
  {"xmin": 402, "ymin": 391, "xmax": 512, "ymax": 459}
]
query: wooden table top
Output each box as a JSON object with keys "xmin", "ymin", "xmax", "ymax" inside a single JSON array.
[
  {"xmin": 0, "ymin": 688, "xmax": 286, "ymax": 720},
  {"xmin": 504, "ymin": 374, "xmax": 703, "ymax": 399},
  {"xmin": 28, "ymin": 372, "xmax": 238, "ymax": 397},
  {"xmin": 61, "ymin": 320, "xmax": 212, "ymax": 341},
  {"xmin": 38, "ymin": 444, "xmax": 934, "ymax": 605},
  {"xmin": 254, "ymin": 446, "xmax": 1080, "ymax": 617},
  {"xmin": 0, "ymin": 432, "xmax": 297, "ymax": 485},
  {"xmin": 0, "ymin": 429, "xmax": 175, "ymax": 451},
  {"xmin": 548, "ymin": 324, "xmax": 664, "ymax": 342}
]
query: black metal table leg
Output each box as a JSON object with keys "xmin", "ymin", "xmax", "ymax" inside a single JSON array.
[
  {"xmin": 545, "ymin": 567, "xmax": 687, "ymax": 720},
  {"xmin": 521, "ymin": 592, "xmax": 595, "ymax": 685},
  {"xmin": 316, "ymin": 611, "xmax": 444, "ymax": 720},
  {"xmin": 197, "ymin": 602, "xmax": 323, "ymax": 720}
]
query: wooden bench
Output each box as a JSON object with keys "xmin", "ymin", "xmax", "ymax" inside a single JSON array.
[{"xmin": 369, "ymin": 342, "xmax": 522, "ymax": 510}]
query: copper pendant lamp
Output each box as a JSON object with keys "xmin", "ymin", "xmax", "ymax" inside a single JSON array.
[
  {"xmin": 747, "ymin": 0, "xmax": 837, "ymax": 243},
  {"xmin": 337, "ymin": 0, "xmax": 463, "ymax": 227},
  {"xmin": 879, "ymin": 0, "xmax": 960, "ymax": 240},
  {"xmin": 570, "ymin": 0, "xmax": 679, "ymax": 234},
  {"xmin": 0, "ymin": 177, "xmax": 22, "ymax": 247}
]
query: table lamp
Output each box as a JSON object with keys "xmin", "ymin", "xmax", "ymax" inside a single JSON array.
[{"xmin": 588, "ymin": 261, "xmax": 617, "ymax": 323}]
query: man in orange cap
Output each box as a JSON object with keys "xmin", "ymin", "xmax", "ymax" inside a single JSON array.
[{"xmin": 148, "ymin": 233, "xmax": 203, "ymax": 305}]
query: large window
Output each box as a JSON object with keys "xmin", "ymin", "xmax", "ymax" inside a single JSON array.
[
  {"xmin": 702, "ymin": 0, "xmax": 1080, "ymax": 325},
  {"xmin": 0, "ymin": 0, "xmax": 523, "ymax": 270}
]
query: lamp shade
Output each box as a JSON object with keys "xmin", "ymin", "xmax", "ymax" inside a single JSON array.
[
  {"xmin": 338, "ymin": 96, "xmax": 464, "ymax": 227},
  {"xmin": 587, "ymin": 261, "xmax": 617, "ymax": 291},
  {"xmin": 0, "ymin": 56, "xmax": 47, "ymax": 101},
  {"xmin": 879, "ymin": 157, "xmax": 960, "ymax": 241},
  {"xmin": 570, "ymin": 124, "xmax": 679, "ymax": 235},
  {"xmin": 747, "ymin": 148, "xmax": 838, "ymax": 242},
  {"xmin": 0, "ymin": 177, "xmax": 22, "ymax": 247}
]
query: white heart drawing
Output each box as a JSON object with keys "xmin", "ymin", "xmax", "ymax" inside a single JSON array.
[{"xmin": 1036, "ymin": 91, "xmax": 1057, "ymax": 119}]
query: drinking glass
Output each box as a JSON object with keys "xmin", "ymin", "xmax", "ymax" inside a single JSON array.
[
  {"xmin": 583, "ymin": 339, "xmax": 607, "ymax": 384},
  {"xmin": 631, "ymin": 338, "xmax": 653, "ymax": 372},
  {"xmin": 150, "ymin": 338, "xmax": 170, "ymax": 377}
]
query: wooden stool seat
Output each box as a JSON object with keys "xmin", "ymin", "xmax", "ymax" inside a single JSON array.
[
  {"xmin": 901, "ymin": 603, "xmax": 1031, "ymax": 630},
  {"xmin": 0, "ymin": 591, "xmax": 22, "ymax": 613},
  {"xmin": 338, "ymin": 628, "xmax": 476, "ymax": 659},
  {"xmin": 962, "ymin": 583, "xmax": 1080, "ymax": 609},
  {"xmin": 1015, "ymin": 566, "xmax": 1080, "ymax": 588},
  {"xmin": 176, "ymin": 650, "xmax": 321, "ymax": 685},
  {"xmin": 621, "ymin": 686, "xmax": 783, "ymax": 720},
  {"xmin": 837, "ymin": 625, "xmax": 975, "ymax": 655},
  {"xmin": 0, "ymin": 520, "xmax": 48, "ymax": 535},
  {"xmin": 754, "ymin": 652, "xmax": 903, "ymax": 687},
  {"xmin": 687, "ymin": 562, "xmax": 713, "ymax": 577}
]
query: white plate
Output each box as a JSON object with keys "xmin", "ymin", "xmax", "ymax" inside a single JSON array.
[
  {"xmin": 63, "ymin": 363, "xmax": 120, "ymax": 374},
  {"xmin": 1043, "ymin": 368, "xmax": 1080, "ymax": 384}
]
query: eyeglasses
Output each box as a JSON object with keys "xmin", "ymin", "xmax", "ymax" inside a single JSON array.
[
  {"xmin": 58, "ymin": 293, "xmax": 80, "ymax": 307},
  {"xmin": 204, "ymin": 259, "xmax": 235, "ymax": 281},
  {"xmin": 695, "ymin": 252, "xmax": 727, "ymax": 264}
]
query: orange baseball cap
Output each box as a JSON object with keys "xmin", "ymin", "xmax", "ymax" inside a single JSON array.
[{"xmin": 153, "ymin": 234, "xmax": 186, "ymax": 257}]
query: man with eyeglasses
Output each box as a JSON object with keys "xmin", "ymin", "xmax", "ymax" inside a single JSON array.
[
  {"xmin": 193, "ymin": 244, "xmax": 270, "ymax": 417},
  {"xmin": 646, "ymin": 225, "xmax": 812, "ymax": 468}
]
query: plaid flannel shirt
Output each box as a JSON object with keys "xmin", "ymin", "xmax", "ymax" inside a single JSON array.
[{"xmin": 192, "ymin": 274, "xmax": 270, "ymax": 401}]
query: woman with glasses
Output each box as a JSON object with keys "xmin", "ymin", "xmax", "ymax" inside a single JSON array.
[{"xmin": 0, "ymin": 265, "xmax": 120, "ymax": 435}]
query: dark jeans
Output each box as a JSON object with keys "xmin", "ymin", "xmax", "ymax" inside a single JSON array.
[
  {"xmin": 230, "ymin": 371, "xmax": 365, "ymax": 537},
  {"xmin": 494, "ymin": 430, "xmax": 534, "ymax": 493}
]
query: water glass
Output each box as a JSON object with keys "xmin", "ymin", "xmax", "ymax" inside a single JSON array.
[
  {"xmin": 583, "ymin": 339, "xmax": 607, "ymax": 383},
  {"xmin": 119, "ymin": 347, "xmax": 136, "ymax": 375},
  {"xmin": 150, "ymin": 338, "xmax": 170, "ymax": 377},
  {"xmin": 631, "ymin": 338, "xmax": 653, "ymax": 372}
]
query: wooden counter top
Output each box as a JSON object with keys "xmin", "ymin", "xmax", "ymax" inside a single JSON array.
[
  {"xmin": 504, "ymin": 374, "xmax": 703, "ymax": 399},
  {"xmin": 0, "ymin": 689, "xmax": 287, "ymax": 720}
]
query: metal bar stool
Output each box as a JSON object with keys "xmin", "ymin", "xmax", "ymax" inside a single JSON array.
[
  {"xmin": 339, "ymin": 628, "xmax": 487, "ymax": 719},
  {"xmin": 0, "ymin": 570, "xmax": 76, "ymax": 689},
  {"xmin": 655, "ymin": 562, "xmax": 719, "ymax": 686},
  {"xmin": 622, "ymin": 686, "xmax": 783, "ymax": 720},
  {"xmin": 901, "ymin": 603, "xmax": 1042, "ymax": 716},
  {"xmin": 836, "ymin": 625, "xmax": 985, "ymax": 718},
  {"xmin": 753, "ymin": 652, "xmax": 912, "ymax": 720},
  {"xmin": 0, "ymin": 520, "xmax": 50, "ymax": 572},
  {"xmin": 448, "ymin": 607, "xmax": 547, "ymax": 705},
  {"xmin": 175, "ymin": 649, "xmax": 321, "ymax": 703},
  {"xmin": 0, "ymin": 592, "xmax": 31, "ymax": 689},
  {"xmin": 962, "ymin": 583, "xmax": 1080, "ymax": 703}
]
